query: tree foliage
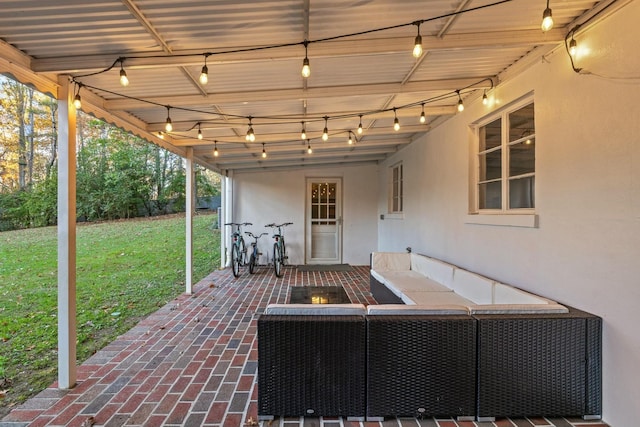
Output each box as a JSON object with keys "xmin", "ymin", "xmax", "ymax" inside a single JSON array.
[{"xmin": 0, "ymin": 76, "xmax": 220, "ymax": 230}]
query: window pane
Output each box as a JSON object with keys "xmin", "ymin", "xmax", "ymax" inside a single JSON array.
[
  {"xmin": 479, "ymin": 149, "xmax": 501, "ymax": 181},
  {"xmin": 509, "ymin": 137, "xmax": 535, "ymax": 176},
  {"xmin": 479, "ymin": 118, "xmax": 501, "ymax": 151},
  {"xmin": 509, "ymin": 103, "xmax": 535, "ymax": 142},
  {"xmin": 479, "ymin": 181, "xmax": 501, "ymax": 209},
  {"xmin": 509, "ymin": 176, "xmax": 535, "ymax": 209}
]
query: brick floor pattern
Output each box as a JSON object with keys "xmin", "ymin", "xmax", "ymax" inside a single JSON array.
[{"xmin": 1, "ymin": 265, "xmax": 610, "ymax": 427}]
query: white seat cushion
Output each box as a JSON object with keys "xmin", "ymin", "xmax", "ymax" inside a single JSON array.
[
  {"xmin": 493, "ymin": 282, "xmax": 551, "ymax": 305},
  {"xmin": 377, "ymin": 270, "xmax": 452, "ymax": 293},
  {"xmin": 403, "ymin": 290, "xmax": 475, "ymax": 306},
  {"xmin": 410, "ymin": 254, "xmax": 455, "ymax": 289},
  {"xmin": 264, "ymin": 303, "xmax": 366, "ymax": 315},
  {"xmin": 469, "ymin": 303, "xmax": 568, "ymax": 314},
  {"xmin": 371, "ymin": 252, "xmax": 411, "ymax": 271},
  {"xmin": 367, "ymin": 304, "xmax": 469, "ymax": 315}
]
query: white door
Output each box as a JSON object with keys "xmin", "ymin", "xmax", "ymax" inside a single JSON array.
[{"xmin": 306, "ymin": 178, "xmax": 342, "ymax": 264}]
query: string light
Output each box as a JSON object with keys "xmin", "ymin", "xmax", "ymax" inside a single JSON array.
[
  {"xmin": 456, "ymin": 90, "xmax": 464, "ymax": 112},
  {"xmin": 158, "ymin": 132, "xmax": 164, "ymax": 139},
  {"xmin": 541, "ymin": 0, "xmax": 553, "ymax": 32},
  {"xmin": 393, "ymin": 108, "xmax": 400, "ymax": 131},
  {"xmin": 348, "ymin": 131, "xmax": 354, "ymax": 145},
  {"xmin": 199, "ymin": 55, "xmax": 209, "ymax": 85},
  {"xmin": 322, "ymin": 116, "xmax": 329, "ymax": 141},
  {"xmin": 261, "ymin": 143, "xmax": 267, "ymax": 158},
  {"xmin": 300, "ymin": 121, "xmax": 307, "ymax": 140},
  {"xmin": 119, "ymin": 60, "xmax": 129, "ymax": 87},
  {"xmin": 246, "ymin": 116, "xmax": 255, "ymax": 142},
  {"xmin": 569, "ymin": 37, "xmax": 577, "ymax": 56},
  {"xmin": 482, "ymin": 90, "xmax": 488, "ymax": 105},
  {"xmin": 301, "ymin": 41, "xmax": 311, "ymax": 78},
  {"xmin": 412, "ymin": 23, "xmax": 423, "ymax": 58},
  {"xmin": 165, "ymin": 106, "xmax": 173, "ymax": 132},
  {"xmin": 357, "ymin": 115, "xmax": 363, "ymax": 134},
  {"xmin": 307, "ymin": 140, "xmax": 313, "ymax": 154},
  {"xmin": 419, "ymin": 103, "xmax": 426, "ymax": 124},
  {"xmin": 197, "ymin": 123, "xmax": 203, "ymax": 140},
  {"xmin": 213, "ymin": 140, "xmax": 219, "ymax": 157},
  {"xmin": 73, "ymin": 84, "xmax": 82, "ymax": 110}
]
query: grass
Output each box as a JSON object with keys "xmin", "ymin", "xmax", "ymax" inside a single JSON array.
[{"xmin": 0, "ymin": 213, "xmax": 221, "ymax": 418}]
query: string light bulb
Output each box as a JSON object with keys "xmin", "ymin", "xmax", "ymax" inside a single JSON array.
[
  {"xmin": 300, "ymin": 121, "xmax": 307, "ymax": 140},
  {"xmin": 197, "ymin": 123, "xmax": 203, "ymax": 140},
  {"xmin": 419, "ymin": 103, "xmax": 426, "ymax": 124},
  {"xmin": 73, "ymin": 84, "xmax": 82, "ymax": 110},
  {"xmin": 199, "ymin": 55, "xmax": 209, "ymax": 85},
  {"xmin": 158, "ymin": 132, "xmax": 164, "ymax": 139},
  {"xmin": 261, "ymin": 143, "xmax": 267, "ymax": 158},
  {"xmin": 393, "ymin": 108, "xmax": 400, "ymax": 131},
  {"xmin": 246, "ymin": 117, "xmax": 255, "ymax": 142},
  {"xmin": 569, "ymin": 37, "xmax": 577, "ymax": 56},
  {"xmin": 348, "ymin": 132, "xmax": 354, "ymax": 145},
  {"xmin": 165, "ymin": 107, "xmax": 173, "ymax": 132},
  {"xmin": 307, "ymin": 141, "xmax": 313, "ymax": 154},
  {"xmin": 412, "ymin": 23, "xmax": 423, "ymax": 58},
  {"xmin": 482, "ymin": 90, "xmax": 488, "ymax": 106},
  {"xmin": 301, "ymin": 41, "xmax": 311, "ymax": 78},
  {"xmin": 357, "ymin": 115, "xmax": 363, "ymax": 134},
  {"xmin": 322, "ymin": 116, "xmax": 329, "ymax": 141},
  {"xmin": 541, "ymin": 0, "xmax": 553, "ymax": 32},
  {"xmin": 119, "ymin": 60, "xmax": 129, "ymax": 87},
  {"xmin": 456, "ymin": 90, "xmax": 464, "ymax": 112},
  {"xmin": 213, "ymin": 141, "xmax": 219, "ymax": 157}
]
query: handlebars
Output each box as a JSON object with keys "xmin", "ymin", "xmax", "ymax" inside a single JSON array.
[
  {"xmin": 245, "ymin": 231, "xmax": 268, "ymax": 239},
  {"xmin": 265, "ymin": 222, "xmax": 293, "ymax": 228}
]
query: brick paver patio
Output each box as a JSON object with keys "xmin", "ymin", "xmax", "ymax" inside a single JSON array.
[{"xmin": 1, "ymin": 265, "xmax": 609, "ymax": 427}]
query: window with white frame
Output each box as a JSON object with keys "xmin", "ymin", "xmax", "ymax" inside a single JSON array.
[
  {"xmin": 389, "ymin": 162, "xmax": 403, "ymax": 213},
  {"xmin": 476, "ymin": 100, "xmax": 535, "ymax": 212}
]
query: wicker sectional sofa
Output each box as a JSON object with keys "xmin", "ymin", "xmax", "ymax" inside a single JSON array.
[{"xmin": 257, "ymin": 252, "xmax": 602, "ymax": 422}]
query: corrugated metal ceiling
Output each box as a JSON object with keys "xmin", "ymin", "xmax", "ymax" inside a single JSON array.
[{"xmin": 0, "ymin": 0, "xmax": 605, "ymax": 173}]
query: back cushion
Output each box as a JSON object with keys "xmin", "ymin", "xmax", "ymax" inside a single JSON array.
[
  {"xmin": 371, "ymin": 252, "xmax": 411, "ymax": 271},
  {"xmin": 410, "ymin": 254, "xmax": 455, "ymax": 289},
  {"xmin": 493, "ymin": 283, "xmax": 548, "ymax": 305},
  {"xmin": 451, "ymin": 268, "xmax": 494, "ymax": 305}
]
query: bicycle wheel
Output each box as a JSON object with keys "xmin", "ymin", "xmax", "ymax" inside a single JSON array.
[
  {"xmin": 232, "ymin": 244, "xmax": 241, "ymax": 278},
  {"xmin": 281, "ymin": 237, "xmax": 286, "ymax": 266},
  {"xmin": 239, "ymin": 238, "xmax": 247, "ymax": 265},
  {"xmin": 248, "ymin": 250, "xmax": 256, "ymax": 274},
  {"xmin": 273, "ymin": 242, "xmax": 283, "ymax": 277}
]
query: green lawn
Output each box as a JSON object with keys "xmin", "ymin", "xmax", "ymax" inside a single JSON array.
[{"xmin": 0, "ymin": 213, "xmax": 221, "ymax": 417}]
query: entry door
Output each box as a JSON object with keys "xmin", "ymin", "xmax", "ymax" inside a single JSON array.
[{"xmin": 306, "ymin": 178, "xmax": 342, "ymax": 264}]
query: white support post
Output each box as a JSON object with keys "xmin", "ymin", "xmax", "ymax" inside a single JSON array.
[
  {"xmin": 222, "ymin": 171, "xmax": 234, "ymax": 268},
  {"xmin": 185, "ymin": 147, "xmax": 194, "ymax": 295},
  {"xmin": 57, "ymin": 77, "xmax": 77, "ymax": 389}
]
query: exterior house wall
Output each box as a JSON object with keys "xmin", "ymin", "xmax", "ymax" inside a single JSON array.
[
  {"xmin": 231, "ymin": 163, "xmax": 379, "ymax": 266},
  {"xmin": 376, "ymin": 4, "xmax": 640, "ymax": 426}
]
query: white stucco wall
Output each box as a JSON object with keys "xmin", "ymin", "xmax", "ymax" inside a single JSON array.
[
  {"xmin": 230, "ymin": 163, "xmax": 379, "ymax": 266},
  {"xmin": 376, "ymin": 4, "xmax": 640, "ymax": 425}
]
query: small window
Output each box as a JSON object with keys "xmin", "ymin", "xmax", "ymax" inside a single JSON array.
[
  {"xmin": 389, "ymin": 163, "xmax": 403, "ymax": 213},
  {"xmin": 476, "ymin": 100, "xmax": 535, "ymax": 212}
]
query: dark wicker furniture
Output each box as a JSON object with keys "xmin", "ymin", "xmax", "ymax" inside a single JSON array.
[
  {"xmin": 257, "ymin": 314, "xmax": 366, "ymax": 420},
  {"xmin": 366, "ymin": 314, "xmax": 477, "ymax": 420},
  {"xmin": 475, "ymin": 306, "xmax": 602, "ymax": 421}
]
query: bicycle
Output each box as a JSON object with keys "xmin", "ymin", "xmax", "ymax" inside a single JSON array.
[
  {"xmin": 265, "ymin": 222, "xmax": 293, "ymax": 277},
  {"xmin": 245, "ymin": 231, "xmax": 268, "ymax": 274},
  {"xmin": 224, "ymin": 222, "xmax": 252, "ymax": 277}
]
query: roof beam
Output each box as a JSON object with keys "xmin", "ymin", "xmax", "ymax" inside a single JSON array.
[{"xmin": 31, "ymin": 29, "xmax": 565, "ymax": 73}]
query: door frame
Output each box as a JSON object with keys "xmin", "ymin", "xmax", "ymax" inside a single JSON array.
[{"xmin": 305, "ymin": 177, "xmax": 343, "ymax": 264}]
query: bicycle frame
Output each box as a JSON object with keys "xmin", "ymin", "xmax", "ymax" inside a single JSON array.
[
  {"xmin": 266, "ymin": 222, "xmax": 293, "ymax": 277},
  {"xmin": 225, "ymin": 222, "xmax": 252, "ymax": 277}
]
